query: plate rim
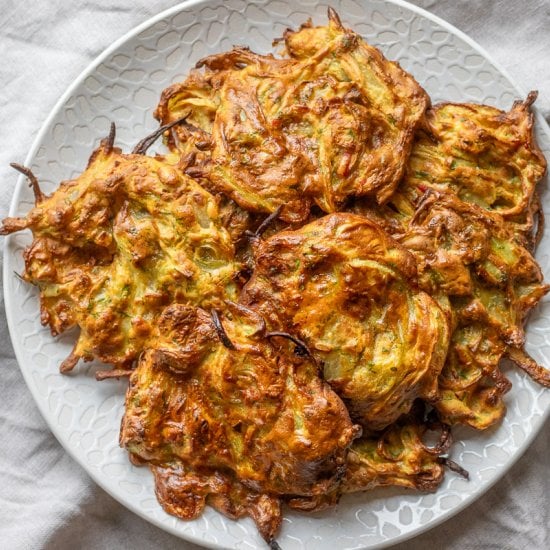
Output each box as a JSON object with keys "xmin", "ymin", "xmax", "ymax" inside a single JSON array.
[{"xmin": 3, "ymin": 1, "xmax": 549, "ymax": 548}]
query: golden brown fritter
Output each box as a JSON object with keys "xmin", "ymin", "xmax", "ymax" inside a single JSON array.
[
  {"xmin": 155, "ymin": 69, "xmax": 218, "ymax": 157},
  {"xmin": 156, "ymin": 9, "xmax": 429, "ymax": 222},
  {"xmin": 407, "ymin": 93, "xmax": 546, "ymax": 239},
  {"xmin": 1, "ymin": 136, "xmax": 239, "ymax": 371},
  {"xmin": 151, "ymin": 464, "xmax": 282, "ymax": 543},
  {"xmin": 241, "ymin": 213, "xmax": 449, "ymax": 430},
  {"xmin": 120, "ymin": 302, "xmax": 359, "ymax": 541},
  {"xmin": 286, "ymin": 402, "xmax": 452, "ymax": 513},
  {"xmin": 395, "ymin": 190, "xmax": 547, "ymax": 313},
  {"xmin": 343, "ymin": 404, "xmax": 450, "ymax": 494},
  {"xmin": 434, "ymin": 323, "xmax": 511, "ymax": 429}
]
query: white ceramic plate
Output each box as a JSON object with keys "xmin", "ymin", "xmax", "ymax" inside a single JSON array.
[{"xmin": 4, "ymin": 1, "xmax": 550, "ymax": 548}]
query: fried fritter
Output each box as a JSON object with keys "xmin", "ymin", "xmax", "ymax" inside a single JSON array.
[
  {"xmin": 241, "ymin": 213, "xmax": 449, "ymax": 430},
  {"xmin": 120, "ymin": 302, "xmax": 359, "ymax": 541},
  {"xmin": 151, "ymin": 464, "xmax": 282, "ymax": 543},
  {"xmin": 407, "ymin": 93, "xmax": 546, "ymax": 239},
  {"xmin": 434, "ymin": 323, "xmax": 511, "ymax": 429},
  {"xmin": 1, "ymin": 135, "xmax": 239, "ymax": 370},
  {"xmin": 286, "ymin": 402, "xmax": 451, "ymax": 513},
  {"xmin": 156, "ymin": 9, "xmax": 429, "ymax": 222},
  {"xmin": 343, "ymin": 404, "xmax": 450, "ymax": 494},
  {"xmin": 396, "ymin": 190, "xmax": 546, "ymax": 311}
]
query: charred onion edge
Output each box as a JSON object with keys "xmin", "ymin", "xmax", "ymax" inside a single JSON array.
[
  {"xmin": 132, "ymin": 115, "xmax": 190, "ymax": 155},
  {"xmin": 103, "ymin": 122, "xmax": 116, "ymax": 155},
  {"xmin": 327, "ymin": 6, "xmax": 344, "ymax": 28},
  {"xmin": 210, "ymin": 309, "xmax": 236, "ymax": 350},
  {"xmin": 506, "ymin": 346, "xmax": 550, "ymax": 387},
  {"xmin": 425, "ymin": 422, "xmax": 452, "ymax": 456},
  {"xmin": 179, "ymin": 151, "xmax": 197, "ymax": 170},
  {"xmin": 175, "ymin": 119, "xmax": 214, "ymax": 149},
  {"xmin": 245, "ymin": 205, "xmax": 284, "ymax": 241},
  {"xmin": 438, "ymin": 457, "xmax": 470, "ymax": 480},
  {"xmin": 265, "ymin": 331, "xmax": 317, "ymax": 364},
  {"xmin": 10, "ymin": 163, "xmax": 45, "ymax": 204},
  {"xmin": 423, "ymin": 409, "xmax": 453, "ymax": 455},
  {"xmin": 255, "ymin": 205, "xmax": 283, "ymax": 237},
  {"xmin": 524, "ymin": 89, "xmax": 538, "ymax": 108},
  {"xmin": 96, "ymin": 369, "xmax": 132, "ymax": 381},
  {"xmin": 184, "ymin": 166, "xmax": 205, "ymax": 178},
  {"xmin": 533, "ymin": 192, "xmax": 545, "ymax": 247},
  {"xmin": 59, "ymin": 349, "xmax": 79, "ymax": 374}
]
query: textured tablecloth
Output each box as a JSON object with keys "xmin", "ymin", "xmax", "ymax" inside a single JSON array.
[{"xmin": 0, "ymin": 1, "xmax": 548, "ymax": 549}]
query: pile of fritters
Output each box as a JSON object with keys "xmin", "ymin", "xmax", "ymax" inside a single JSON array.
[{"xmin": 3, "ymin": 9, "xmax": 549, "ymax": 546}]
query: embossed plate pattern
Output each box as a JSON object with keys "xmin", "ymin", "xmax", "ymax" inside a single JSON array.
[{"xmin": 3, "ymin": 1, "xmax": 550, "ymax": 548}]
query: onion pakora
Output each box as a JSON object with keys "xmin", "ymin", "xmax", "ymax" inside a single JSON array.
[
  {"xmin": 407, "ymin": 93, "xmax": 546, "ymax": 240},
  {"xmin": 1, "ymin": 132, "xmax": 239, "ymax": 371},
  {"xmin": 120, "ymin": 302, "xmax": 359, "ymax": 541},
  {"xmin": 343, "ymin": 403, "xmax": 452, "ymax": 494},
  {"xmin": 156, "ymin": 9, "xmax": 429, "ymax": 222},
  {"xmin": 241, "ymin": 213, "xmax": 450, "ymax": 431}
]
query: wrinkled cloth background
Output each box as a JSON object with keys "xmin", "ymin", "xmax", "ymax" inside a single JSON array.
[{"xmin": 0, "ymin": 1, "xmax": 548, "ymax": 549}]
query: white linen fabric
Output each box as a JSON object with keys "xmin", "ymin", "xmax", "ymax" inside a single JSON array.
[{"xmin": 0, "ymin": 1, "xmax": 548, "ymax": 549}]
